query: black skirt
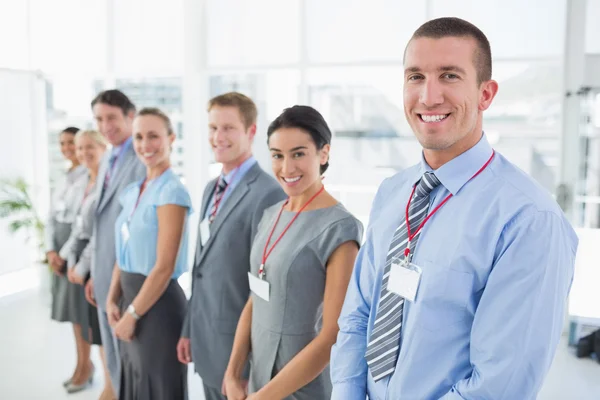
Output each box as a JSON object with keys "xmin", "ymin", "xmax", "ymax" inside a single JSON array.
[
  {"xmin": 73, "ymin": 238, "xmax": 101, "ymax": 345},
  {"xmin": 118, "ymin": 271, "xmax": 188, "ymax": 400}
]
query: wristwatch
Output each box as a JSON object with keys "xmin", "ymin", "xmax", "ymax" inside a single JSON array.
[{"xmin": 126, "ymin": 304, "xmax": 140, "ymax": 320}]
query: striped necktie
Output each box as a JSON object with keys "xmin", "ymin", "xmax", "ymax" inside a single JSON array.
[
  {"xmin": 208, "ymin": 175, "xmax": 228, "ymax": 223},
  {"xmin": 365, "ymin": 171, "xmax": 441, "ymax": 382},
  {"xmin": 103, "ymin": 151, "xmax": 119, "ymax": 190}
]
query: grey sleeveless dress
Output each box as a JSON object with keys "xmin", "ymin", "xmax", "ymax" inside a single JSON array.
[{"xmin": 248, "ymin": 202, "xmax": 364, "ymax": 400}]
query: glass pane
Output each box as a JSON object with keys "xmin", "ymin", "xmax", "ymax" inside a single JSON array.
[
  {"xmin": 586, "ymin": 0, "xmax": 600, "ymax": 54},
  {"xmin": 306, "ymin": 0, "xmax": 426, "ymax": 63},
  {"xmin": 207, "ymin": 0, "xmax": 300, "ymax": 66},
  {"xmin": 113, "ymin": 0, "xmax": 184, "ymax": 75},
  {"xmin": 0, "ymin": 2, "xmax": 29, "ymax": 69},
  {"xmin": 485, "ymin": 60, "xmax": 562, "ymax": 187},
  {"xmin": 208, "ymin": 70, "xmax": 300, "ymax": 175},
  {"xmin": 431, "ymin": 0, "xmax": 566, "ymax": 59},
  {"xmin": 307, "ymin": 66, "xmax": 412, "ymax": 224},
  {"xmin": 29, "ymin": 0, "xmax": 106, "ymax": 74}
]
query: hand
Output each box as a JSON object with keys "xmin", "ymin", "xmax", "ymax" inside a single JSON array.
[
  {"xmin": 84, "ymin": 279, "xmax": 96, "ymax": 306},
  {"xmin": 49, "ymin": 255, "xmax": 65, "ymax": 275},
  {"xmin": 114, "ymin": 312, "xmax": 136, "ymax": 342},
  {"xmin": 177, "ymin": 337, "xmax": 192, "ymax": 364},
  {"xmin": 46, "ymin": 251, "xmax": 58, "ymax": 266},
  {"xmin": 67, "ymin": 267, "xmax": 85, "ymax": 285},
  {"xmin": 106, "ymin": 301, "xmax": 121, "ymax": 329},
  {"xmin": 222, "ymin": 373, "xmax": 248, "ymax": 400}
]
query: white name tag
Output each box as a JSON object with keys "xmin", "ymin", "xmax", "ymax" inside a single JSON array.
[
  {"xmin": 121, "ymin": 222, "xmax": 130, "ymax": 243},
  {"xmin": 248, "ymin": 272, "xmax": 270, "ymax": 302},
  {"xmin": 56, "ymin": 201, "xmax": 67, "ymax": 211},
  {"xmin": 200, "ymin": 218, "xmax": 210, "ymax": 247},
  {"xmin": 76, "ymin": 216, "xmax": 84, "ymax": 230},
  {"xmin": 388, "ymin": 260, "xmax": 422, "ymax": 302}
]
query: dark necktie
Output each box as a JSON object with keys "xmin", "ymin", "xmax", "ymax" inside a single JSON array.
[{"xmin": 208, "ymin": 175, "xmax": 227, "ymax": 223}]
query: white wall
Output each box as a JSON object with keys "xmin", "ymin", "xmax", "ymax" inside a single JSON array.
[{"xmin": 0, "ymin": 68, "xmax": 49, "ymax": 275}]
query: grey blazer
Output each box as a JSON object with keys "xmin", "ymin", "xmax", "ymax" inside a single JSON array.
[
  {"xmin": 58, "ymin": 174, "xmax": 99, "ymax": 278},
  {"xmin": 91, "ymin": 142, "xmax": 145, "ymax": 310},
  {"xmin": 182, "ymin": 162, "xmax": 286, "ymax": 390}
]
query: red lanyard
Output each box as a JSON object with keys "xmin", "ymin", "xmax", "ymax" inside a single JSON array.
[
  {"xmin": 403, "ymin": 151, "xmax": 495, "ymax": 260},
  {"xmin": 259, "ymin": 185, "xmax": 325, "ymax": 278},
  {"xmin": 210, "ymin": 167, "xmax": 240, "ymax": 220}
]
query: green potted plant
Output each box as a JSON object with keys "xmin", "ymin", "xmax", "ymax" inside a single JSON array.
[{"xmin": 0, "ymin": 177, "xmax": 47, "ymax": 264}]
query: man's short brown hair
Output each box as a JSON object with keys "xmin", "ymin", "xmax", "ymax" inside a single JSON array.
[
  {"xmin": 408, "ymin": 17, "xmax": 492, "ymax": 85},
  {"xmin": 207, "ymin": 92, "xmax": 258, "ymax": 129}
]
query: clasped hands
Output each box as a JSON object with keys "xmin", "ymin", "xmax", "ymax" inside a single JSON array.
[{"xmin": 107, "ymin": 299, "xmax": 136, "ymax": 342}]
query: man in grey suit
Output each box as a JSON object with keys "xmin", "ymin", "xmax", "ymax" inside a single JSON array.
[
  {"xmin": 177, "ymin": 92, "xmax": 286, "ymax": 400},
  {"xmin": 84, "ymin": 90, "xmax": 145, "ymax": 399}
]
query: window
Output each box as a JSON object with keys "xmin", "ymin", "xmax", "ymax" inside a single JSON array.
[
  {"xmin": 431, "ymin": 0, "xmax": 566, "ymax": 59},
  {"xmin": 207, "ymin": 0, "xmax": 300, "ymax": 66},
  {"xmin": 306, "ymin": 0, "xmax": 425, "ymax": 63}
]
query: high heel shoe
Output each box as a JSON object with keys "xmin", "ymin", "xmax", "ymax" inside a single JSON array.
[
  {"xmin": 62, "ymin": 378, "xmax": 72, "ymax": 387},
  {"xmin": 66, "ymin": 363, "xmax": 95, "ymax": 394}
]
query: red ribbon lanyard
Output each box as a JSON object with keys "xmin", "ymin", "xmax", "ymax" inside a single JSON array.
[
  {"xmin": 259, "ymin": 185, "xmax": 325, "ymax": 278},
  {"xmin": 403, "ymin": 151, "xmax": 495, "ymax": 260},
  {"xmin": 210, "ymin": 167, "xmax": 241, "ymax": 220}
]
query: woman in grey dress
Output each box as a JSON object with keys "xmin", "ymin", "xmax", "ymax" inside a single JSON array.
[
  {"xmin": 224, "ymin": 106, "xmax": 364, "ymax": 400},
  {"xmin": 45, "ymin": 127, "xmax": 91, "ymax": 390},
  {"xmin": 58, "ymin": 130, "xmax": 115, "ymax": 397}
]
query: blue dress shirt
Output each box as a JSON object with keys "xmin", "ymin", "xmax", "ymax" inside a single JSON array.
[
  {"xmin": 115, "ymin": 168, "xmax": 193, "ymax": 279},
  {"xmin": 203, "ymin": 155, "xmax": 257, "ymax": 220},
  {"xmin": 330, "ymin": 134, "xmax": 578, "ymax": 400}
]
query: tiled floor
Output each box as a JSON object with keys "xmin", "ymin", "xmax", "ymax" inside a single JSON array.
[{"xmin": 0, "ymin": 287, "xmax": 599, "ymax": 400}]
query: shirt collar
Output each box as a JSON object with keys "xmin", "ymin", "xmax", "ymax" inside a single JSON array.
[
  {"xmin": 416, "ymin": 132, "xmax": 494, "ymax": 196},
  {"xmin": 112, "ymin": 136, "xmax": 133, "ymax": 157},
  {"xmin": 222, "ymin": 155, "xmax": 256, "ymax": 185}
]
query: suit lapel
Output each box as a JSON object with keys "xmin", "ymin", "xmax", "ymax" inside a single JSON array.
[
  {"xmin": 194, "ymin": 179, "xmax": 218, "ymax": 265},
  {"xmin": 97, "ymin": 147, "xmax": 137, "ymax": 213},
  {"xmin": 195, "ymin": 163, "xmax": 262, "ymax": 267}
]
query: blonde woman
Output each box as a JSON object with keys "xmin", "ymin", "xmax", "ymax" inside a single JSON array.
[{"xmin": 58, "ymin": 130, "xmax": 117, "ymax": 398}]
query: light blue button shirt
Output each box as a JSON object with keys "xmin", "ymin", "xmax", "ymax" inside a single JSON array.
[
  {"xmin": 115, "ymin": 168, "xmax": 193, "ymax": 279},
  {"xmin": 203, "ymin": 156, "xmax": 257, "ymax": 220},
  {"xmin": 330, "ymin": 134, "xmax": 578, "ymax": 400}
]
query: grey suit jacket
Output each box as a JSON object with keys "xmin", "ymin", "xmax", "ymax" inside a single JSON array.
[
  {"xmin": 91, "ymin": 142, "xmax": 145, "ymax": 310},
  {"xmin": 182, "ymin": 162, "xmax": 286, "ymax": 389}
]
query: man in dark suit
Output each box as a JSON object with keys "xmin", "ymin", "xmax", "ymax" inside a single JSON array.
[
  {"xmin": 85, "ymin": 90, "xmax": 145, "ymax": 399},
  {"xmin": 177, "ymin": 92, "xmax": 286, "ymax": 400}
]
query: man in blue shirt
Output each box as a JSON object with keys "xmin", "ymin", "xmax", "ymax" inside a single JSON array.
[{"xmin": 330, "ymin": 17, "xmax": 578, "ymax": 400}]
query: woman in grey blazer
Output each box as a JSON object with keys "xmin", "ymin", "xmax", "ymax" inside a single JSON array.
[
  {"xmin": 45, "ymin": 127, "xmax": 91, "ymax": 390},
  {"xmin": 224, "ymin": 106, "xmax": 363, "ymax": 400},
  {"xmin": 58, "ymin": 129, "xmax": 114, "ymax": 395}
]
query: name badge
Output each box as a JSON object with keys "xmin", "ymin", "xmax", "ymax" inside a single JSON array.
[
  {"xmin": 56, "ymin": 201, "xmax": 67, "ymax": 212},
  {"xmin": 248, "ymin": 272, "xmax": 270, "ymax": 302},
  {"xmin": 388, "ymin": 259, "xmax": 422, "ymax": 302},
  {"xmin": 121, "ymin": 222, "xmax": 130, "ymax": 243},
  {"xmin": 76, "ymin": 215, "xmax": 84, "ymax": 230},
  {"xmin": 200, "ymin": 218, "xmax": 210, "ymax": 247}
]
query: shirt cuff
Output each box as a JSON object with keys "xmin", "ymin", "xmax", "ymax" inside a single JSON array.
[{"xmin": 331, "ymin": 382, "xmax": 367, "ymax": 400}]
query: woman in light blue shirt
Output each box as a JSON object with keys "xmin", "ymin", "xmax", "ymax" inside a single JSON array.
[{"xmin": 105, "ymin": 107, "xmax": 192, "ymax": 400}]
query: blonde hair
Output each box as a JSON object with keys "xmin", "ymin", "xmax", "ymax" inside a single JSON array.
[{"xmin": 75, "ymin": 129, "xmax": 108, "ymax": 147}]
